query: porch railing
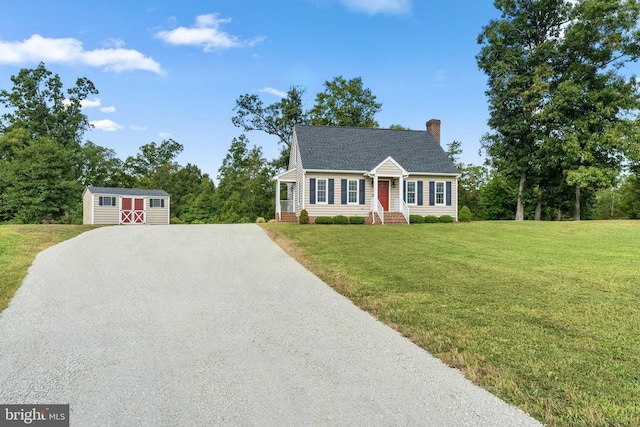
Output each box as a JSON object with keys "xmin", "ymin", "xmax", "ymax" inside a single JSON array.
[
  {"xmin": 279, "ymin": 200, "xmax": 293, "ymax": 213},
  {"xmin": 398, "ymin": 199, "xmax": 409, "ymax": 224},
  {"xmin": 373, "ymin": 199, "xmax": 384, "ymax": 224}
]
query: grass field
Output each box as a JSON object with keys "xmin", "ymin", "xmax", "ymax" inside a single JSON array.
[
  {"xmin": 263, "ymin": 221, "xmax": 640, "ymax": 427},
  {"xmin": 0, "ymin": 224, "xmax": 97, "ymax": 312}
]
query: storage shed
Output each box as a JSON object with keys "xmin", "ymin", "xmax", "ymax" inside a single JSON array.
[{"xmin": 83, "ymin": 186, "xmax": 170, "ymax": 225}]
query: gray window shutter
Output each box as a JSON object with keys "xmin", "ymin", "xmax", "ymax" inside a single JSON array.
[
  {"xmin": 417, "ymin": 181, "xmax": 423, "ymax": 206},
  {"xmin": 310, "ymin": 178, "xmax": 316, "ymax": 204},
  {"xmin": 359, "ymin": 179, "xmax": 365, "ymax": 204},
  {"xmin": 341, "ymin": 179, "xmax": 347, "ymax": 204},
  {"xmin": 446, "ymin": 181, "xmax": 452, "ymax": 206},
  {"xmin": 328, "ymin": 179, "xmax": 334, "ymax": 204},
  {"xmin": 161, "ymin": 199, "xmax": 165, "ymax": 208},
  {"xmin": 429, "ymin": 181, "xmax": 435, "ymax": 206},
  {"xmin": 403, "ymin": 181, "xmax": 407, "ymax": 202},
  {"xmin": 99, "ymin": 197, "xmax": 103, "ymax": 206},
  {"xmin": 112, "ymin": 197, "xmax": 116, "ymax": 206}
]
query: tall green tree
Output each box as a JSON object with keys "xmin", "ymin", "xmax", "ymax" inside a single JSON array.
[
  {"xmin": 459, "ymin": 164, "xmax": 490, "ymax": 219},
  {"xmin": 0, "ymin": 129, "xmax": 78, "ymax": 223},
  {"xmin": 444, "ymin": 140, "xmax": 463, "ymax": 165},
  {"xmin": 478, "ymin": 0, "xmax": 640, "ymax": 221},
  {"xmin": 0, "ymin": 64, "xmax": 99, "ymax": 223},
  {"xmin": 0, "ymin": 62, "xmax": 97, "ymax": 149},
  {"xmin": 180, "ymin": 174, "xmax": 217, "ymax": 224},
  {"xmin": 214, "ymin": 135, "xmax": 274, "ymax": 223},
  {"xmin": 161, "ymin": 163, "xmax": 217, "ymax": 221},
  {"xmin": 77, "ymin": 141, "xmax": 124, "ymax": 187},
  {"xmin": 540, "ymin": 0, "xmax": 640, "ymax": 220},
  {"xmin": 477, "ymin": 0, "xmax": 571, "ymax": 220},
  {"xmin": 616, "ymin": 173, "xmax": 640, "ymax": 219},
  {"xmin": 309, "ymin": 76, "xmax": 382, "ymax": 127},
  {"xmin": 232, "ymin": 86, "xmax": 308, "ymax": 170},
  {"xmin": 124, "ymin": 139, "xmax": 184, "ymax": 188}
]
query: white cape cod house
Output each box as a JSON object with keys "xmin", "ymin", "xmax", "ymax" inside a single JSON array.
[{"xmin": 275, "ymin": 120, "xmax": 460, "ymax": 224}]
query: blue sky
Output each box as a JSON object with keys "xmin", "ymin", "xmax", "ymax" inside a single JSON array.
[{"xmin": 0, "ymin": 0, "xmax": 502, "ymax": 178}]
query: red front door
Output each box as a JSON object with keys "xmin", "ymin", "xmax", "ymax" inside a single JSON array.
[{"xmin": 378, "ymin": 181, "xmax": 390, "ymax": 211}]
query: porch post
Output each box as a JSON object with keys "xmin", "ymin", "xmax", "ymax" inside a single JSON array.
[
  {"xmin": 275, "ymin": 179, "xmax": 281, "ymax": 221},
  {"xmin": 398, "ymin": 175, "xmax": 403, "ymax": 212},
  {"xmin": 373, "ymin": 174, "xmax": 378, "ymax": 224}
]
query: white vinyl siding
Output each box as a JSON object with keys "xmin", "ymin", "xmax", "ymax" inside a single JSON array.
[
  {"xmin": 303, "ymin": 173, "xmax": 372, "ymax": 218},
  {"xmin": 146, "ymin": 198, "xmax": 170, "ymax": 224},
  {"xmin": 401, "ymin": 175, "xmax": 458, "ymax": 219},
  {"xmin": 91, "ymin": 193, "xmax": 120, "ymax": 224},
  {"xmin": 376, "ymin": 158, "xmax": 403, "ymax": 175}
]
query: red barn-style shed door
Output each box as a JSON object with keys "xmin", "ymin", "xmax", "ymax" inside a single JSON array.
[
  {"xmin": 133, "ymin": 198, "xmax": 145, "ymax": 223},
  {"xmin": 120, "ymin": 197, "xmax": 146, "ymax": 224}
]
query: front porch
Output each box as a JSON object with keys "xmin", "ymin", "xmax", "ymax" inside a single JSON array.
[
  {"xmin": 275, "ymin": 169, "xmax": 297, "ymax": 222},
  {"xmin": 274, "ymin": 170, "xmax": 411, "ymax": 224},
  {"xmin": 369, "ymin": 173, "xmax": 410, "ymax": 225}
]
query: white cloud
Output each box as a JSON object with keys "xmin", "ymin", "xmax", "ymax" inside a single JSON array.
[
  {"xmin": 0, "ymin": 34, "xmax": 163, "ymax": 74},
  {"xmin": 90, "ymin": 119, "xmax": 123, "ymax": 131},
  {"xmin": 158, "ymin": 132, "xmax": 172, "ymax": 138},
  {"xmin": 339, "ymin": 0, "xmax": 411, "ymax": 15},
  {"xmin": 81, "ymin": 98, "xmax": 102, "ymax": 108},
  {"xmin": 259, "ymin": 87, "xmax": 287, "ymax": 98},
  {"xmin": 102, "ymin": 38, "xmax": 126, "ymax": 49},
  {"xmin": 100, "ymin": 106, "xmax": 116, "ymax": 113},
  {"xmin": 130, "ymin": 125, "xmax": 147, "ymax": 131},
  {"xmin": 155, "ymin": 13, "xmax": 264, "ymax": 52}
]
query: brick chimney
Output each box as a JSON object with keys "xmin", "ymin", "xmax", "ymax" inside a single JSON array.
[{"xmin": 426, "ymin": 119, "xmax": 441, "ymax": 144}]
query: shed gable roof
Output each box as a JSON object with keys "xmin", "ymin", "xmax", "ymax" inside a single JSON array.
[
  {"xmin": 86, "ymin": 186, "xmax": 170, "ymax": 197},
  {"xmin": 294, "ymin": 124, "xmax": 459, "ymax": 174}
]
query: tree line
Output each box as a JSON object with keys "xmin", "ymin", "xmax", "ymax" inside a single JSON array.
[
  {"xmin": 476, "ymin": 0, "xmax": 640, "ymax": 221},
  {"xmin": 0, "ymin": 64, "xmax": 382, "ymax": 224}
]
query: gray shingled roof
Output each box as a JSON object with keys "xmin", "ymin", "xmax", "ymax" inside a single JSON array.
[
  {"xmin": 86, "ymin": 186, "xmax": 170, "ymax": 197},
  {"xmin": 294, "ymin": 125, "xmax": 459, "ymax": 174}
]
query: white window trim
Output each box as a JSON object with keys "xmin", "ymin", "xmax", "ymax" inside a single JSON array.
[
  {"xmin": 149, "ymin": 198, "xmax": 164, "ymax": 208},
  {"xmin": 347, "ymin": 179, "xmax": 359, "ymax": 204},
  {"xmin": 435, "ymin": 181, "xmax": 446, "ymax": 206},
  {"xmin": 316, "ymin": 178, "xmax": 328, "ymax": 204},
  {"xmin": 406, "ymin": 180, "xmax": 417, "ymax": 205}
]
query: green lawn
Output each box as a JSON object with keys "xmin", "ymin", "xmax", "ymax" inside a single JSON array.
[
  {"xmin": 0, "ymin": 224, "xmax": 98, "ymax": 312},
  {"xmin": 263, "ymin": 221, "xmax": 640, "ymax": 427}
]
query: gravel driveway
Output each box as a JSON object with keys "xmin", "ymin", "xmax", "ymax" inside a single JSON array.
[{"xmin": 0, "ymin": 225, "xmax": 543, "ymax": 426}]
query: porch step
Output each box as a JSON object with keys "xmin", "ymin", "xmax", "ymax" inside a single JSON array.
[
  {"xmin": 383, "ymin": 212, "xmax": 408, "ymax": 225},
  {"xmin": 278, "ymin": 212, "xmax": 298, "ymax": 223}
]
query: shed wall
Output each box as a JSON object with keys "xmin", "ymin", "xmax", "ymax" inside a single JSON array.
[
  {"xmin": 145, "ymin": 197, "xmax": 170, "ymax": 225},
  {"xmin": 82, "ymin": 190, "xmax": 92, "ymax": 224},
  {"xmin": 92, "ymin": 192, "xmax": 120, "ymax": 225},
  {"xmin": 83, "ymin": 189, "xmax": 170, "ymax": 225}
]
